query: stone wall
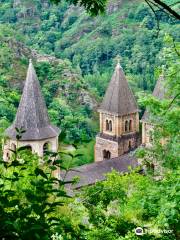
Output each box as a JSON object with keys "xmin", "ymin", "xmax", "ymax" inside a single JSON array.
[
  {"xmin": 95, "ymin": 111, "xmax": 140, "ymax": 162},
  {"xmin": 142, "ymin": 121, "xmax": 154, "ymax": 146},
  {"xmin": 95, "ymin": 132, "xmax": 139, "ymax": 162},
  {"xmin": 3, "ymin": 136, "xmax": 59, "ymax": 161},
  {"xmin": 100, "ymin": 112, "xmax": 139, "ymax": 137},
  {"xmin": 95, "ymin": 136, "xmax": 119, "ymax": 162}
]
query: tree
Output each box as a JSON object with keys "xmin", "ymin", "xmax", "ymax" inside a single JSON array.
[
  {"xmin": 50, "ymin": 0, "xmax": 180, "ymax": 19},
  {"xmin": 0, "ymin": 138, "xmax": 87, "ymax": 239}
]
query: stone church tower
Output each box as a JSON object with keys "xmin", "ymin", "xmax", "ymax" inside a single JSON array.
[
  {"xmin": 95, "ymin": 62, "xmax": 139, "ymax": 162},
  {"xmin": 3, "ymin": 59, "xmax": 60, "ymax": 160},
  {"xmin": 141, "ymin": 73, "xmax": 166, "ymax": 146}
]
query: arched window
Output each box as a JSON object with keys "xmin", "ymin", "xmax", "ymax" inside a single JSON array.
[
  {"xmin": 106, "ymin": 119, "xmax": 109, "ymax": 131},
  {"xmin": 129, "ymin": 120, "xmax": 132, "ymax": 131},
  {"xmin": 107, "ymin": 151, "xmax": 111, "ymax": 159},
  {"xmin": 43, "ymin": 142, "xmax": 51, "ymax": 154},
  {"xmin": 125, "ymin": 120, "xmax": 129, "ymax": 132},
  {"xmin": 128, "ymin": 141, "xmax": 132, "ymax": 150},
  {"xmin": 109, "ymin": 120, "xmax": 112, "ymax": 131},
  {"xmin": 11, "ymin": 143, "xmax": 16, "ymax": 152},
  {"xmin": 22, "ymin": 145, "xmax": 32, "ymax": 153},
  {"xmin": 103, "ymin": 150, "xmax": 111, "ymax": 159}
]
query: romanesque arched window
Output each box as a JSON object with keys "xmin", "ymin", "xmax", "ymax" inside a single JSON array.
[
  {"xmin": 22, "ymin": 145, "xmax": 32, "ymax": 153},
  {"xmin": 11, "ymin": 143, "xmax": 16, "ymax": 151},
  {"xmin": 109, "ymin": 120, "xmax": 112, "ymax": 131},
  {"xmin": 125, "ymin": 120, "xmax": 129, "ymax": 132},
  {"xmin": 106, "ymin": 119, "xmax": 109, "ymax": 131},
  {"xmin": 103, "ymin": 150, "xmax": 106, "ymax": 158},
  {"xmin": 103, "ymin": 150, "xmax": 111, "ymax": 159},
  {"xmin": 128, "ymin": 141, "xmax": 132, "ymax": 150},
  {"xmin": 106, "ymin": 151, "xmax": 111, "ymax": 159},
  {"xmin": 129, "ymin": 120, "xmax": 132, "ymax": 131},
  {"xmin": 43, "ymin": 142, "xmax": 51, "ymax": 154}
]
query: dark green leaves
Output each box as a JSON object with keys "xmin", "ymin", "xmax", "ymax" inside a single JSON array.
[{"xmin": 34, "ymin": 168, "xmax": 48, "ymax": 179}]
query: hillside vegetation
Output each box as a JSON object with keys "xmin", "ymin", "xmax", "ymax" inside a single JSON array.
[
  {"xmin": 0, "ymin": 0, "xmax": 179, "ymax": 162},
  {"xmin": 0, "ymin": 0, "xmax": 179, "ymax": 239}
]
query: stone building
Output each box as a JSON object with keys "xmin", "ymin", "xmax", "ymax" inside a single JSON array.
[
  {"xmin": 95, "ymin": 62, "xmax": 140, "ymax": 162},
  {"xmin": 3, "ymin": 59, "xmax": 60, "ymax": 160},
  {"xmin": 141, "ymin": 74, "xmax": 166, "ymax": 146}
]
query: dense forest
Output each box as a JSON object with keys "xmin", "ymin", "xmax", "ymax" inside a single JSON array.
[{"xmin": 0, "ymin": 0, "xmax": 179, "ymax": 239}]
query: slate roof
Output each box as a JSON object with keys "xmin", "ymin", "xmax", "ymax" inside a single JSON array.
[
  {"xmin": 61, "ymin": 153, "xmax": 138, "ymax": 191},
  {"xmin": 5, "ymin": 59, "xmax": 60, "ymax": 140},
  {"xmin": 99, "ymin": 63, "xmax": 138, "ymax": 115},
  {"xmin": 142, "ymin": 74, "xmax": 166, "ymax": 122}
]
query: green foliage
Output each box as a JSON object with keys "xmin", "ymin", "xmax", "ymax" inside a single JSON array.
[
  {"xmin": 0, "ymin": 146, "xmax": 77, "ymax": 239},
  {"xmin": 137, "ymin": 35, "xmax": 180, "ymax": 171},
  {"xmin": 60, "ymin": 140, "xmax": 95, "ymax": 167},
  {"xmin": 0, "ymin": 3, "xmax": 179, "ymax": 239},
  {"xmin": 51, "ymin": 0, "xmax": 108, "ymax": 16},
  {"xmin": 0, "ymin": 0, "xmax": 179, "ymax": 93},
  {"xmin": 81, "ymin": 169, "xmax": 179, "ymax": 239},
  {"xmin": 49, "ymin": 0, "xmax": 180, "ymax": 20}
]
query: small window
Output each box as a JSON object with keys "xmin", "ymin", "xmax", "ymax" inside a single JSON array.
[
  {"xmin": 23, "ymin": 145, "xmax": 32, "ymax": 152},
  {"xmin": 125, "ymin": 120, "xmax": 129, "ymax": 132},
  {"xmin": 11, "ymin": 143, "xmax": 16, "ymax": 152},
  {"xmin": 149, "ymin": 132, "xmax": 153, "ymax": 142},
  {"xmin": 43, "ymin": 142, "xmax": 50, "ymax": 154},
  {"xmin": 109, "ymin": 120, "xmax": 112, "ymax": 131},
  {"xmin": 103, "ymin": 150, "xmax": 111, "ymax": 160},
  {"xmin": 128, "ymin": 141, "xmax": 132, "ymax": 150},
  {"xmin": 106, "ymin": 120, "xmax": 109, "ymax": 131},
  {"xmin": 107, "ymin": 151, "xmax": 111, "ymax": 159},
  {"xmin": 129, "ymin": 120, "xmax": 132, "ymax": 131}
]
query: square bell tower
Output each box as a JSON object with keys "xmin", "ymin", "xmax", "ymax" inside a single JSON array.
[{"xmin": 95, "ymin": 62, "xmax": 140, "ymax": 162}]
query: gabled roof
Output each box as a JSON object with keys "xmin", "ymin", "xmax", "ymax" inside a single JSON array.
[
  {"xmin": 5, "ymin": 60, "xmax": 60, "ymax": 140},
  {"xmin": 99, "ymin": 63, "xmax": 138, "ymax": 116},
  {"xmin": 142, "ymin": 74, "xmax": 166, "ymax": 122},
  {"xmin": 61, "ymin": 153, "xmax": 138, "ymax": 190}
]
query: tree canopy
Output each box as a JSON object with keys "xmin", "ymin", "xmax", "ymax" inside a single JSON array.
[{"xmin": 51, "ymin": 0, "xmax": 180, "ymax": 19}]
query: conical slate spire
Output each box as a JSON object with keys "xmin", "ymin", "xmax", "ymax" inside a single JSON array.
[
  {"xmin": 99, "ymin": 63, "xmax": 138, "ymax": 115},
  {"xmin": 142, "ymin": 73, "xmax": 166, "ymax": 121},
  {"xmin": 6, "ymin": 60, "xmax": 60, "ymax": 140}
]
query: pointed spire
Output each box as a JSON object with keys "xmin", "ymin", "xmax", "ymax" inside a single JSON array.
[
  {"xmin": 142, "ymin": 72, "xmax": 166, "ymax": 121},
  {"xmin": 115, "ymin": 55, "xmax": 121, "ymax": 69},
  {"xmin": 99, "ymin": 62, "xmax": 138, "ymax": 115},
  {"xmin": 152, "ymin": 73, "xmax": 166, "ymax": 100},
  {"xmin": 5, "ymin": 59, "xmax": 60, "ymax": 140}
]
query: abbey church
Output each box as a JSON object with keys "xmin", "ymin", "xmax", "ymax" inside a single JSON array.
[
  {"xmin": 95, "ymin": 62, "xmax": 140, "ymax": 162},
  {"xmin": 3, "ymin": 59, "xmax": 165, "ymax": 186}
]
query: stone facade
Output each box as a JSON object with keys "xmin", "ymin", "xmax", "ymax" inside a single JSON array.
[
  {"xmin": 141, "ymin": 73, "xmax": 166, "ymax": 147},
  {"xmin": 142, "ymin": 121, "xmax": 167, "ymax": 147},
  {"xmin": 95, "ymin": 112, "xmax": 140, "ymax": 162},
  {"xmin": 142, "ymin": 121, "xmax": 154, "ymax": 147},
  {"xmin": 3, "ymin": 136, "xmax": 59, "ymax": 161}
]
